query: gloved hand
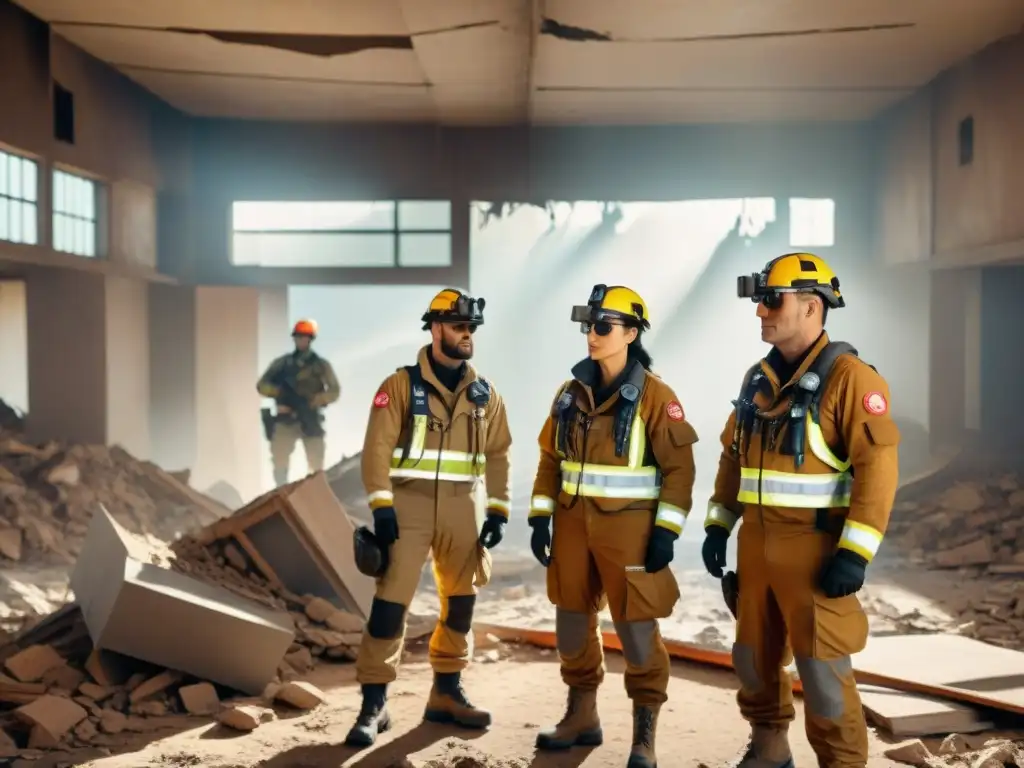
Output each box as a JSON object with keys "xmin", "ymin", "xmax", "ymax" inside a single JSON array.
[
  {"xmin": 529, "ymin": 517, "xmax": 552, "ymax": 567},
  {"xmin": 478, "ymin": 511, "xmax": 506, "ymax": 549},
  {"xmin": 644, "ymin": 527, "xmax": 678, "ymax": 573},
  {"xmin": 819, "ymin": 548, "xmax": 868, "ymax": 598},
  {"xmin": 372, "ymin": 506, "xmax": 399, "ymax": 548},
  {"xmin": 701, "ymin": 526, "xmax": 730, "ymax": 578}
]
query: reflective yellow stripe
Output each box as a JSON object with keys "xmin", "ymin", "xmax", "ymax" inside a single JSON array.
[
  {"xmin": 486, "ymin": 497, "xmax": 510, "ymax": 514},
  {"xmin": 806, "ymin": 413, "xmax": 850, "ymax": 472},
  {"xmin": 838, "ymin": 520, "xmax": 883, "ymax": 562},
  {"xmin": 705, "ymin": 501, "xmax": 739, "ymax": 533},
  {"xmin": 560, "ymin": 461, "xmax": 660, "ymax": 499},
  {"xmin": 530, "ymin": 495, "xmax": 555, "ymax": 518},
  {"xmin": 390, "ymin": 448, "xmax": 485, "ymax": 483},
  {"xmin": 737, "ymin": 467, "xmax": 851, "ymax": 508},
  {"xmin": 654, "ymin": 502, "xmax": 686, "ymax": 534},
  {"xmin": 408, "ymin": 414, "xmax": 428, "ymax": 455}
]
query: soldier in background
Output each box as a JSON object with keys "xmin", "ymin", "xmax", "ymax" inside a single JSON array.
[{"xmin": 257, "ymin": 319, "xmax": 341, "ymax": 486}]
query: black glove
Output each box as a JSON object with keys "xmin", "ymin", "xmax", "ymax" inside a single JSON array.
[
  {"xmin": 819, "ymin": 548, "xmax": 868, "ymax": 598},
  {"xmin": 478, "ymin": 512, "xmax": 506, "ymax": 549},
  {"xmin": 644, "ymin": 527, "xmax": 678, "ymax": 573},
  {"xmin": 701, "ymin": 526, "xmax": 730, "ymax": 578},
  {"xmin": 372, "ymin": 506, "xmax": 399, "ymax": 549},
  {"xmin": 529, "ymin": 517, "xmax": 552, "ymax": 567}
]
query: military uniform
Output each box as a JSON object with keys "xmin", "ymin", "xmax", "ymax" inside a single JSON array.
[
  {"xmin": 704, "ymin": 252, "xmax": 900, "ymax": 768},
  {"xmin": 531, "ymin": 355, "xmax": 698, "ymax": 767},
  {"xmin": 256, "ymin": 349, "xmax": 340, "ymax": 486},
  {"xmin": 354, "ymin": 344, "xmax": 512, "ymax": 719}
]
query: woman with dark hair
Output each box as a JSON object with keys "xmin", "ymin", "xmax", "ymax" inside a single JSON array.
[{"xmin": 527, "ymin": 284, "xmax": 699, "ymax": 768}]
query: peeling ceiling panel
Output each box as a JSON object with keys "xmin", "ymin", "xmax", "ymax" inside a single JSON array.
[
  {"xmin": 12, "ymin": 0, "xmax": 408, "ymax": 35},
  {"xmin": 123, "ymin": 69, "xmax": 436, "ymax": 122},
  {"xmin": 397, "ymin": 0, "xmax": 522, "ymax": 35},
  {"xmin": 531, "ymin": 87, "xmax": 914, "ymax": 125},
  {"xmin": 57, "ymin": 27, "xmax": 427, "ymax": 84}
]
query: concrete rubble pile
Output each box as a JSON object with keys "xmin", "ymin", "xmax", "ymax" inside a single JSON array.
[
  {"xmin": 0, "ymin": 430, "xmax": 229, "ymax": 567},
  {"xmin": 887, "ymin": 470, "xmax": 1024, "ymax": 650},
  {"xmin": 0, "ymin": 472, "xmax": 434, "ymax": 760},
  {"xmin": 885, "ymin": 734, "xmax": 1024, "ymax": 768}
]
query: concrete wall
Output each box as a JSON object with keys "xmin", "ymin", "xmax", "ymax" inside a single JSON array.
[
  {"xmin": 104, "ymin": 276, "xmax": 149, "ymax": 458},
  {"xmin": 979, "ymin": 266, "xmax": 1024, "ymax": 452},
  {"xmin": 0, "ymin": 280, "xmax": 28, "ymax": 413},
  {"xmin": 149, "ymin": 284, "xmax": 197, "ymax": 472}
]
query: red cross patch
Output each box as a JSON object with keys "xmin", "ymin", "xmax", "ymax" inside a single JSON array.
[
  {"xmin": 862, "ymin": 391, "xmax": 887, "ymax": 416},
  {"xmin": 373, "ymin": 391, "xmax": 390, "ymax": 408},
  {"xmin": 666, "ymin": 401, "xmax": 685, "ymax": 421}
]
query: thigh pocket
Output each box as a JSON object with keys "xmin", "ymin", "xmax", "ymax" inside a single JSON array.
[
  {"xmin": 474, "ymin": 543, "xmax": 492, "ymax": 588},
  {"xmin": 624, "ymin": 567, "xmax": 680, "ymax": 621},
  {"xmin": 812, "ymin": 593, "xmax": 868, "ymax": 659}
]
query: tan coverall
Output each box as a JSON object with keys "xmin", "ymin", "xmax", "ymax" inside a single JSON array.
[
  {"xmin": 706, "ymin": 333, "xmax": 900, "ymax": 767},
  {"xmin": 530, "ymin": 362, "xmax": 698, "ymax": 706},
  {"xmin": 256, "ymin": 351, "xmax": 341, "ymax": 484},
  {"xmin": 356, "ymin": 345, "xmax": 512, "ymax": 686}
]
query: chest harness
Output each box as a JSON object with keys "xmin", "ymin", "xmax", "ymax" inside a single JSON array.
[{"xmin": 388, "ymin": 364, "xmax": 491, "ymax": 484}]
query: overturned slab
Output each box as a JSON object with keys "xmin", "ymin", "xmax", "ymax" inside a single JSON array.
[
  {"xmin": 201, "ymin": 472, "xmax": 374, "ymax": 618},
  {"xmin": 71, "ymin": 506, "xmax": 294, "ymax": 695}
]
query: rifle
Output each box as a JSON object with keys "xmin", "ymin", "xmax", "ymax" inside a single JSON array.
[
  {"xmin": 261, "ymin": 407, "xmax": 275, "ymax": 441},
  {"xmin": 273, "ymin": 366, "xmax": 326, "ymax": 438}
]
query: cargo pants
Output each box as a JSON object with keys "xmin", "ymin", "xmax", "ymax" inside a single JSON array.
[
  {"xmin": 355, "ymin": 487, "xmax": 491, "ymax": 684},
  {"xmin": 547, "ymin": 503, "xmax": 680, "ymax": 706},
  {"xmin": 733, "ymin": 517, "xmax": 870, "ymax": 767},
  {"xmin": 270, "ymin": 421, "xmax": 325, "ymax": 486}
]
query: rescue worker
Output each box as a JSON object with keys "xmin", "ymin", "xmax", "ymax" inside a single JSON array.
[
  {"xmin": 345, "ymin": 288, "xmax": 513, "ymax": 748},
  {"xmin": 529, "ymin": 285, "xmax": 699, "ymax": 768},
  {"xmin": 256, "ymin": 319, "xmax": 341, "ymax": 486},
  {"xmin": 700, "ymin": 253, "xmax": 900, "ymax": 768}
]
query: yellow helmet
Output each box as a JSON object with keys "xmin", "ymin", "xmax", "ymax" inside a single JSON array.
[
  {"xmin": 571, "ymin": 284, "xmax": 651, "ymax": 331},
  {"xmin": 421, "ymin": 288, "xmax": 486, "ymax": 330},
  {"xmin": 737, "ymin": 252, "xmax": 845, "ymax": 309}
]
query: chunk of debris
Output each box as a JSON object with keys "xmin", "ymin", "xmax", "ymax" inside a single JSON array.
[
  {"xmin": 884, "ymin": 739, "xmax": 932, "ymax": 766},
  {"xmin": 15, "ymin": 694, "xmax": 88, "ymax": 746},
  {"xmin": 4, "ymin": 645, "xmax": 65, "ymax": 683},
  {"xmin": 216, "ymin": 704, "xmax": 274, "ymax": 732},
  {"xmin": 178, "ymin": 682, "xmax": 220, "ymax": 716},
  {"xmin": 274, "ymin": 681, "xmax": 326, "ymax": 711}
]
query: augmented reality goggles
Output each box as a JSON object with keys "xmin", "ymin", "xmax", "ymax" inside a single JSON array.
[
  {"xmin": 737, "ymin": 273, "xmax": 842, "ymax": 310},
  {"xmin": 570, "ymin": 307, "xmax": 632, "ymax": 336},
  {"xmin": 431, "ymin": 295, "xmax": 486, "ymax": 324}
]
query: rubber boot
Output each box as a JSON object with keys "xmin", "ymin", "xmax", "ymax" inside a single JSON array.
[
  {"xmin": 626, "ymin": 703, "xmax": 660, "ymax": 768},
  {"xmin": 344, "ymin": 683, "xmax": 391, "ymax": 748},
  {"xmin": 535, "ymin": 687, "xmax": 603, "ymax": 750},
  {"xmin": 732, "ymin": 724, "xmax": 795, "ymax": 768},
  {"xmin": 423, "ymin": 671, "xmax": 492, "ymax": 729}
]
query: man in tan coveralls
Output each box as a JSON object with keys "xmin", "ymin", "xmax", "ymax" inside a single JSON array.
[
  {"xmin": 256, "ymin": 318, "xmax": 341, "ymax": 486},
  {"xmin": 529, "ymin": 285, "xmax": 699, "ymax": 768},
  {"xmin": 345, "ymin": 288, "xmax": 513, "ymax": 748},
  {"xmin": 700, "ymin": 253, "xmax": 901, "ymax": 768}
]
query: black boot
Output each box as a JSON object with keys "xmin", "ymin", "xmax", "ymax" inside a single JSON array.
[{"xmin": 344, "ymin": 683, "xmax": 391, "ymax": 748}]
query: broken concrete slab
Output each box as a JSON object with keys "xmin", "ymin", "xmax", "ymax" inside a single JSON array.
[
  {"xmin": 200, "ymin": 472, "xmax": 374, "ymax": 618},
  {"xmin": 71, "ymin": 506, "xmax": 294, "ymax": 695}
]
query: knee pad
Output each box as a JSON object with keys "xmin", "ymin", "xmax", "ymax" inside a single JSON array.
[
  {"xmin": 555, "ymin": 609, "xmax": 591, "ymax": 656},
  {"xmin": 795, "ymin": 655, "xmax": 851, "ymax": 720},
  {"xmin": 444, "ymin": 594, "xmax": 476, "ymax": 634},
  {"xmin": 367, "ymin": 598, "xmax": 407, "ymax": 639},
  {"xmin": 732, "ymin": 642, "xmax": 762, "ymax": 694},
  {"xmin": 613, "ymin": 620, "xmax": 656, "ymax": 667}
]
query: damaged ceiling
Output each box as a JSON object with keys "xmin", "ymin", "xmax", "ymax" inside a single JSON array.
[{"xmin": 12, "ymin": 0, "xmax": 1024, "ymax": 124}]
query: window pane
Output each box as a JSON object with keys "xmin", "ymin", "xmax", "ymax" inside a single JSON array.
[
  {"xmin": 397, "ymin": 233, "xmax": 452, "ymax": 267},
  {"xmin": 0, "ymin": 198, "xmax": 7, "ymax": 240},
  {"xmin": 21, "ymin": 159, "xmax": 37, "ymax": 203},
  {"xmin": 0, "ymin": 153, "xmax": 8, "ymax": 196},
  {"xmin": 789, "ymin": 198, "xmax": 835, "ymax": 248},
  {"xmin": 398, "ymin": 201, "xmax": 451, "ymax": 231},
  {"xmin": 83, "ymin": 222, "xmax": 96, "ymax": 257},
  {"xmin": 53, "ymin": 172, "xmax": 64, "ymax": 213},
  {"xmin": 22, "ymin": 202, "xmax": 36, "ymax": 245},
  {"xmin": 73, "ymin": 177, "xmax": 85, "ymax": 217},
  {"xmin": 75, "ymin": 219, "xmax": 86, "ymax": 255},
  {"xmin": 232, "ymin": 232, "xmax": 396, "ymax": 267},
  {"xmin": 232, "ymin": 201, "xmax": 396, "ymax": 232},
  {"xmin": 8, "ymin": 155, "xmax": 21, "ymax": 199},
  {"xmin": 82, "ymin": 179, "xmax": 95, "ymax": 220}
]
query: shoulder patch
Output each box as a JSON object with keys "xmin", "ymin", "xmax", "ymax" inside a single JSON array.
[
  {"xmin": 666, "ymin": 400, "xmax": 685, "ymax": 421},
  {"xmin": 862, "ymin": 391, "xmax": 887, "ymax": 416},
  {"xmin": 373, "ymin": 391, "xmax": 390, "ymax": 408}
]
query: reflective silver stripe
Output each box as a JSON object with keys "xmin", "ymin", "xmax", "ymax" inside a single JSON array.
[
  {"xmin": 737, "ymin": 468, "xmax": 851, "ymax": 508},
  {"xmin": 705, "ymin": 501, "xmax": 738, "ymax": 533},
  {"xmin": 654, "ymin": 502, "xmax": 686, "ymax": 534},
  {"xmin": 486, "ymin": 497, "xmax": 510, "ymax": 514},
  {"xmin": 530, "ymin": 495, "xmax": 555, "ymax": 513},
  {"xmin": 560, "ymin": 463, "xmax": 661, "ymax": 499},
  {"xmin": 839, "ymin": 520, "xmax": 883, "ymax": 561},
  {"xmin": 367, "ymin": 490, "xmax": 394, "ymax": 506}
]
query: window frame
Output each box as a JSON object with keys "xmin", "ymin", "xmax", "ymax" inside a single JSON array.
[
  {"xmin": 230, "ymin": 200, "xmax": 453, "ymax": 268},
  {"xmin": 0, "ymin": 144, "xmax": 42, "ymax": 247},
  {"xmin": 51, "ymin": 165, "xmax": 107, "ymax": 259}
]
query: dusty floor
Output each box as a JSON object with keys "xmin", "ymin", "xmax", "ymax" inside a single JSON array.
[{"xmin": 75, "ymin": 644, "xmax": 910, "ymax": 768}]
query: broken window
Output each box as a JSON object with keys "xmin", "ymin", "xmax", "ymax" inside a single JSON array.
[
  {"xmin": 0, "ymin": 149, "xmax": 39, "ymax": 246},
  {"xmin": 52, "ymin": 169, "xmax": 100, "ymax": 258},
  {"xmin": 789, "ymin": 197, "xmax": 835, "ymax": 248},
  {"xmin": 231, "ymin": 200, "xmax": 452, "ymax": 268}
]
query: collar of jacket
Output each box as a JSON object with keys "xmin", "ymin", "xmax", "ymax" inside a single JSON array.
[
  {"xmin": 416, "ymin": 344, "xmax": 478, "ymax": 398},
  {"xmin": 570, "ymin": 356, "xmax": 645, "ymax": 414}
]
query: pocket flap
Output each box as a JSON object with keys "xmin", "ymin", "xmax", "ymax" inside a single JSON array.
[
  {"xmin": 668, "ymin": 420, "xmax": 699, "ymax": 448},
  {"xmin": 864, "ymin": 419, "xmax": 900, "ymax": 447},
  {"xmin": 623, "ymin": 567, "xmax": 680, "ymax": 622}
]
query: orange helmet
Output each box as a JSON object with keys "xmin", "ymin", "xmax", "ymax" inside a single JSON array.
[{"xmin": 292, "ymin": 319, "xmax": 318, "ymax": 338}]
